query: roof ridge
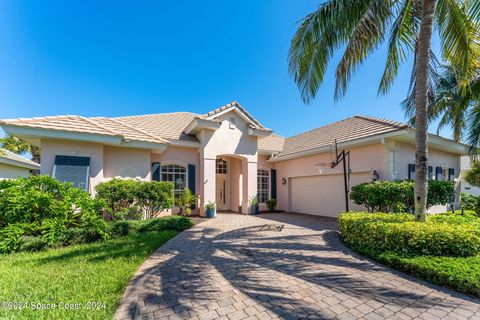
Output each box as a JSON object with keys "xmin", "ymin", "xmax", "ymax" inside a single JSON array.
[
  {"xmin": 354, "ymin": 115, "xmax": 408, "ymax": 129},
  {"xmin": 107, "ymin": 117, "xmax": 168, "ymax": 143},
  {"xmin": 114, "ymin": 111, "xmax": 200, "ymax": 119},
  {"xmin": 79, "ymin": 116, "xmax": 121, "ymax": 136}
]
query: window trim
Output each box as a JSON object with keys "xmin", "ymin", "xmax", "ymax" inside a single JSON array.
[{"xmin": 257, "ymin": 168, "xmax": 270, "ymax": 204}]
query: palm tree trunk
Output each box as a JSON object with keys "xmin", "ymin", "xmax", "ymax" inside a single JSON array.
[{"xmin": 414, "ymin": 0, "xmax": 436, "ymax": 222}]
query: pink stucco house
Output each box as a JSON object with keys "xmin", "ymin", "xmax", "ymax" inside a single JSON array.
[{"xmin": 0, "ymin": 101, "xmax": 468, "ymax": 216}]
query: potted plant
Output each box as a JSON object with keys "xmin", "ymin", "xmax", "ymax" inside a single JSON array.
[
  {"xmin": 266, "ymin": 198, "xmax": 277, "ymax": 212},
  {"xmin": 205, "ymin": 201, "xmax": 216, "ymax": 218},
  {"xmin": 249, "ymin": 196, "xmax": 259, "ymax": 215}
]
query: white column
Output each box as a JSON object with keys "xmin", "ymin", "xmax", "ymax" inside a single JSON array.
[
  {"xmin": 241, "ymin": 160, "xmax": 257, "ymax": 214},
  {"xmin": 200, "ymin": 157, "xmax": 216, "ymax": 216}
]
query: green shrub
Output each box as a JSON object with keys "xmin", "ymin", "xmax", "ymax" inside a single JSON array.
[
  {"xmin": 0, "ymin": 223, "xmax": 38, "ymax": 253},
  {"xmin": 109, "ymin": 221, "xmax": 131, "ymax": 237},
  {"xmin": 266, "ymin": 198, "xmax": 277, "ymax": 212},
  {"xmin": 94, "ymin": 178, "xmax": 139, "ymax": 218},
  {"xmin": 17, "ymin": 236, "xmax": 48, "ymax": 252},
  {"xmin": 136, "ymin": 216, "xmax": 193, "ymax": 232},
  {"xmin": 465, "ymin": 160, "xmax": 480, "ymax": 187},
  {"xmin": 350, "ymin": 180, "xmax": 455, "ymax": 213},
  {"xmin": 135, "ymin": 181, "xmax": 174, "ymax": 219},
  {"xmin": 59, "ymin": 228, "xmax": 88, "ymax": 245},
  {"xmin": 95, "ymin": 179, "xmax": 174, "ymax": 219},
  {"xmin": 461, "ymin": 192, "xmax": 480, "ymax": 214},
  {"xmin": 0, "ymin": 175, "xmax": 103, "ymax": 227},
  {"xmin": 339, "ymin": 212, "xmax": 480, "ymax": 257}
]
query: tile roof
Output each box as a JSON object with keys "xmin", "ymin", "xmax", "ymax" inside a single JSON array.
[
  {"xmin": 273, "ymin": 115, "xmax": 408, "ymax": 159},
  {"xmin": 258, "ymin": 134, "xmax": 285, "ymax": 153},
  {"xmin": 0, "ymin": 148, "xmax": 40, "ymax": 169}
]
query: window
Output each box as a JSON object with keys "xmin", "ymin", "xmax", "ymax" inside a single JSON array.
[
  {"xmin": 257, "ymin": 169, "xmax": 269, "ymax": 203},
  {"xmin": 229, "ymin": 117, "xmax": 236, "ymax": 129},
  {"xmin": 216, "ymin": 159, "xmax": 227, "ymax": 174},
  {"xmin": 428, "ymin": 166, "xmax": 433, "ymax": 180},
  {"xmin": 53, "ymin": 155, "xmax": 90, "ymax": 191},
  {"xmin": 161, "ymin": 164, "xmax": 187, "ymax": 199},
  {"xmin": 436, "ymin": 167, "xmax": 444, "ymax": 181}
]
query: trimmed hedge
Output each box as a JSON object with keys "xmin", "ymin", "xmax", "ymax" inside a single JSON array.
[
  {"xmin": 339, "ymin": 212, "xmax": 480, "ymax": 257},
  {"xmin": 349, "ymin": 180, "xmax": 455, "ymax": 213}
]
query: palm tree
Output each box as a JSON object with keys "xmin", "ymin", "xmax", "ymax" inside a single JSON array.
[
  {"xmin": 0, "ymin": 134, "xmax": 41, "ymax": 163},
  {"xmin": 289, "ymin": 0, "xmax": 479, "ymax": 221},
  {"xmin": 403, "ymin": 64, "xmax": 480, "ymax": 144}
]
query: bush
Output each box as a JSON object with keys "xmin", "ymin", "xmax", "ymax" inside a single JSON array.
[
  {"xmin": 350, "ymin": 180, "xmax": 455, "ymax": 213},
  {"xmin": 339, "ymin": 212, "xmax": 480, "ymax": 257},
  {"xmin": 135, "ymin": 181, "xmax": 174, "ymax": 219},
  {"xmin": 465, "ymin": 160, "xmax": 480, "ymax": 187},
  {"xmin": 136, "ymin": 216, "xmax": 193, "ymax": 233},
  {"xmin": 0, "ymin": 223, "xmax": 38, "ymax": 253},
  {"xmin": 461, "ymin": 192, "xmax": 480, "ymax": 214},
  {"xmin": 94, "ymin": 179, "xmax": 139, "ymax": 218},
  {"xmin": 95, "ymin": 179, "xmax": 174, "ymax": 219},
  {"xmin": 17, "ymin": 236, "xmax": 48, "ymax": 252},
  {"xmin": 266, "ymin": 198, "xmax": 277, "ymax": 212},
  {"xmin": 0, "ymin": 175, "xmax": 104, "ymax": 227},
  {"xmin": 109, "ymin": 221, "xmax": 131, "ymax": 237}
]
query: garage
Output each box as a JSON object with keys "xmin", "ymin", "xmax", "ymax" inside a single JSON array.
[{"xmin": 289, "ymin": 172, "xmax": 371, "ymax": 217}]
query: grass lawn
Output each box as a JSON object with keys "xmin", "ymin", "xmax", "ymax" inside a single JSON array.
[{"xmin": 0, "ymin": 230, "xmax": 178, "ymax": 320}]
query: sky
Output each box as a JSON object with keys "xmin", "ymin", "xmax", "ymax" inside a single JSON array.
[{"xmin": 0, "ymin": 0, "xmax": 451, "ymax": 139}]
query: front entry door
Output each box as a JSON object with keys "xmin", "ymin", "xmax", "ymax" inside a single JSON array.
[{"xmin": 216, "ymin": 175, "xmax": 229, "ymax": 210}]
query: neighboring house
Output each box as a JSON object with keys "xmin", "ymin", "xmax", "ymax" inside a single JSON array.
[
  {"xmin": 0, "ymin": 101, "xmax": 468, "ymax": 217},
  {"xmin": 460, "ymin": 156, "xmax": 480, "ymax": 196},
  {"xmin": 0, "ymin": 148, "xmax": 40, "ymax": 179}
]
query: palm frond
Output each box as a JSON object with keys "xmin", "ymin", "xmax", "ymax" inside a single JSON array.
[
  {"xmin": 436, "ymin": 0, "xmax": 480, "ymax": 89},
  {"xmin": 335, "ymin": 0, "xmax": 394, "ymax": 99},
  {"xmin": 467, "ymin": 103, "xmax": 480, "ymax": 154},
  {"xmin": 288, "ymin": 0, "xmax": 379, "ymax": 104},
  {"xmin": 379, "ymin": 0, "xmax": 418, "ymax": 95}
]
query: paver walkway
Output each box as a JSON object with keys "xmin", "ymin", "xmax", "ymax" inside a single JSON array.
[{"xmin": 115, "ymin": 213, "xmax": 480, "ymax": 320}]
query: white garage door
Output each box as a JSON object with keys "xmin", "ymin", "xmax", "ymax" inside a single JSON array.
[{"xmin": 290, "ymin": 173, "xmax": 370, "ymax": 217}]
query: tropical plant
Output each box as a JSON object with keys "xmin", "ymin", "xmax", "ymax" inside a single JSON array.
[
  {"xmin": 135, "ymin": 181, "xmax": 175, "ymax": 219},
  {"xmin": 248, "ymin": 196, "xmax": 259, "ymax": 208},
  {"xmin": 0, "ymin": 134, "xmax": 41, "ymax": 163},
  {"xmin": 288, "ymin": 0, "xmax": 480, "ymax": 221},
  {"xmin": 177, "ymin": 188, "xmax": 199, "ymax": 216},
  {"xmin": 465, "ymin": 160, "xmax": 480, "ymax": 187},
  {"xmin": 403, "ymin": 63, "xmax": 480, "ymax": 150},
  {"xmin": 461, "ymin": 192, "xmax": 480, "ymax": 214},
  {"xmin": 266, "ymin": 198, "xmax": 277, "ymax": 212}
]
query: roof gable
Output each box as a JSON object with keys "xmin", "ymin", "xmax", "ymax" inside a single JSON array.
[
  {"xmin": 203, "ymin": 101, "xmax": 270, "ymax": 131},
  {"xmin": 0, "ymin": 148, "xmax": 40, "ymax": 170}
]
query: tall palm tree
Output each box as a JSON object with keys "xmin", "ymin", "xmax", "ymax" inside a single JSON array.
[
  {"xmin": 0, "ymin": 134, "xmax": 41, "ymax": 163},
  {"xmin": 289, "ymin": 0, "xmax": 479, "ymax": 221}
]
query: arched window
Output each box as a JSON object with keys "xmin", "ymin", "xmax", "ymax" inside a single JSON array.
[
  {"xmin": 161, "ymin": 164, "xmax": 187, "ymax": 198},
  {"xmin": 257, "ymin": 169, "xmax": 269, "ymax": 203}
]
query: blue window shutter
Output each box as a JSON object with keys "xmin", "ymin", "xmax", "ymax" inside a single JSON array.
[
  {"xmin": 428, "ymin": 166, "xmax": 433, "ymax": 180},
  {"xmin": 448, "ymin": 168, "xmax": 455, "ymax": 181},
  {"xmin": 188, "ymin": 164, "xmax": 196, "ymax": 194},
  {"xmin": 408, "ymin": 164, "xmax": 415, "ymax": 180},
  {"xmin": 271, "ymin": 169, "xmax": 277, "ymax": 199},
  {"xmin": 152, "ymin": 162, "xmax": 161, "ymax": 181}
]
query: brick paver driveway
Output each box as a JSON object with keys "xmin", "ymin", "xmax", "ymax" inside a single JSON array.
[{"xmin": 115, "ymin": 213, "xmax": 480, "ymax": 320}]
